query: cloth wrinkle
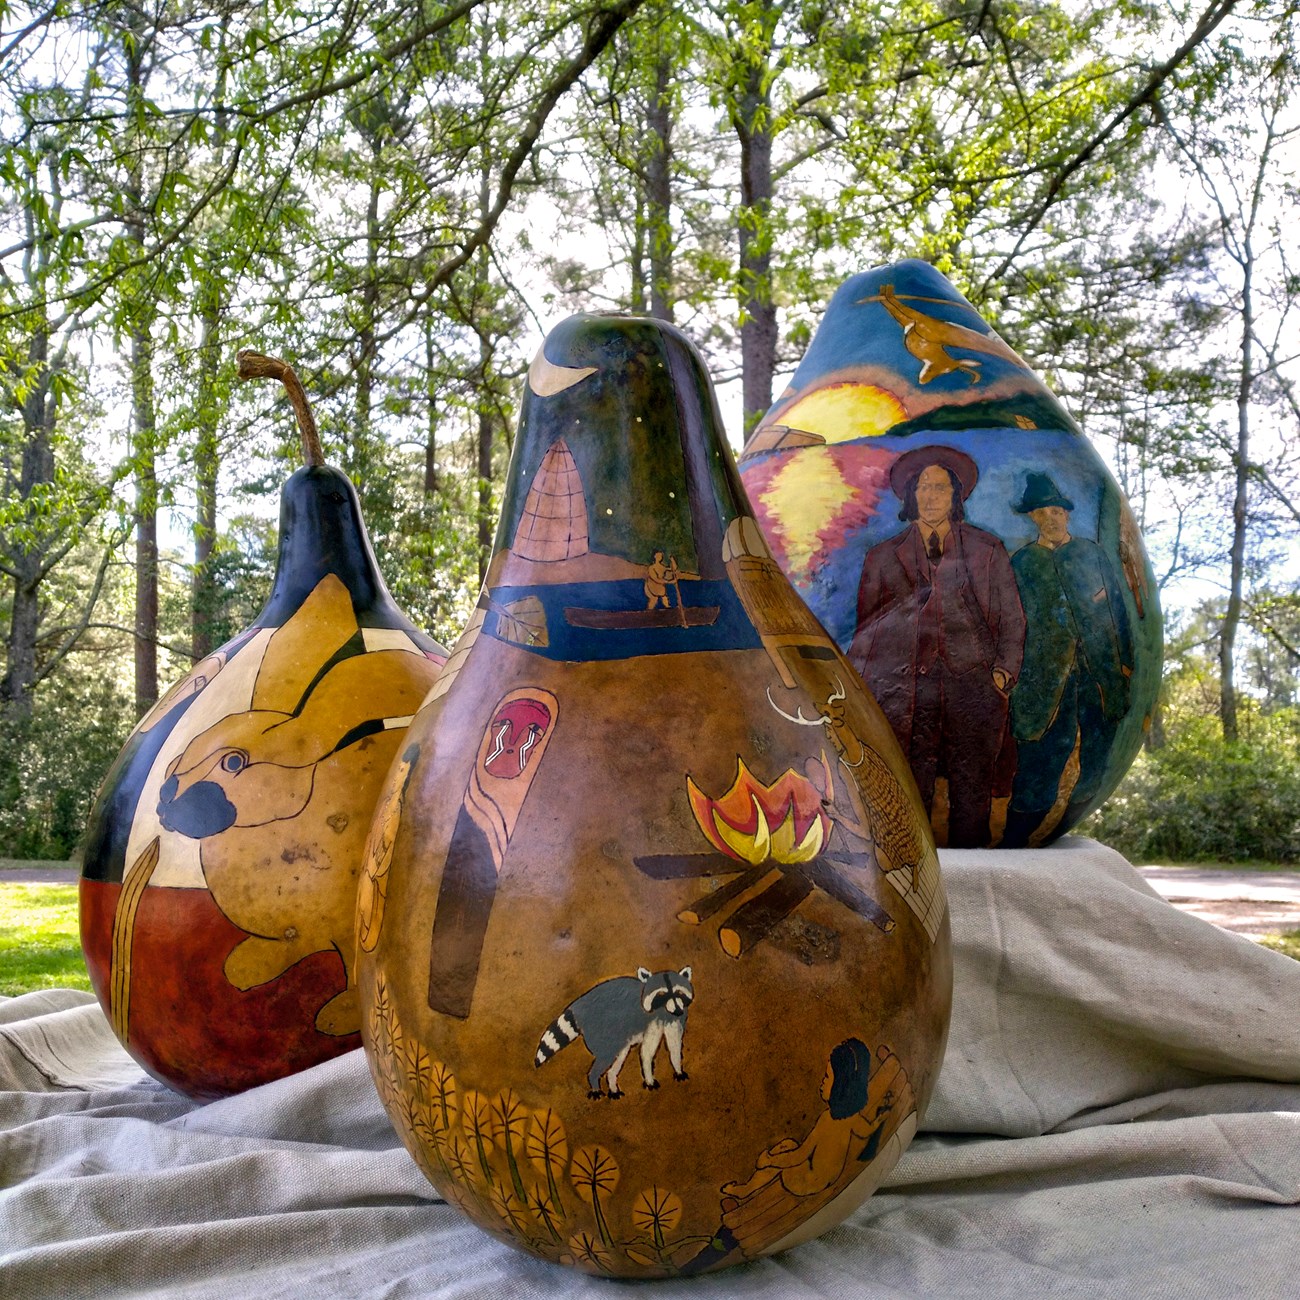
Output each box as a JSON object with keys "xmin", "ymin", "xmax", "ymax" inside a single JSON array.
[{"xmin": 984, "ymin": 867, "xmax": 1048, "ymax": 1136}]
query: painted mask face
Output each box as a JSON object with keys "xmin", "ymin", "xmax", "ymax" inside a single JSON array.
[{"xmin": 483, "ymin": 699, "xmax": 553, "ymax": 779}]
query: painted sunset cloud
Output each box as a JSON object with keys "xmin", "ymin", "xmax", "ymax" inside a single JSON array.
[{"xmin": 746, "ymin": 442, "xmax": 893, "ymax": 584}]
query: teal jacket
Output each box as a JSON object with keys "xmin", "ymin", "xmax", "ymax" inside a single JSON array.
[{"xmin": 1010, "ymin": 537, "xmax": 1133, "ymax": 740}]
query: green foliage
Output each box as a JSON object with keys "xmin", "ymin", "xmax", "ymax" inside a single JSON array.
[
  {"xmin": 1085, "ymin": 712, "xmax": 1300, "ymax": 863},
  {"xmin": 1089, "ymin": 597, "xmax": 1300, "ymax": 865},
  {"xmin": 1, "ymin": 0, "xmax": 1297, "ymax": 851},
  {"xmin": 377, "ymin": 482, "xmax": 483, "ymax": 651},
  {"xmin": 0, "ymin": 675, "xmax": 134, "ymax": 859},
  {"xmin": 1244, "ymin": 590, "xmax": 1300, "ymax": 712},
  {"xmin": 1259, "ymin": 930, "xmax": 1300, "ymax": 961},
  {"xmin": 0, "ymin": 882, "xmax": 89, "ymax": 996},
  {"xmin": 192, "ymin": 516, "xmax": 278, "ymax": 651}
]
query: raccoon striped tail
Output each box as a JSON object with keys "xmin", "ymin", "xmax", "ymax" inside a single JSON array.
[{"xmin": 534, "ymin": 1009, "xmax": 580, "ymax": 1067}]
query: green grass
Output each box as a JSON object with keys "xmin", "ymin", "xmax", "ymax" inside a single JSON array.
[
  {"xmin": 4, "ymin": 860, "xmax": 1293, "ymax": 995},
  {"xmin": 1259, "ymin": 930, "xmax": 1300, "ymax": 960},
  {"xmin": 0, "ymin": 882, "xmax": 91, "ymax": 996}
]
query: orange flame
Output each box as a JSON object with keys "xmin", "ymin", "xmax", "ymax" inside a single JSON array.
[{"xmin": 687, "ymin": 759, "xmax": 830, "ymax": 865}]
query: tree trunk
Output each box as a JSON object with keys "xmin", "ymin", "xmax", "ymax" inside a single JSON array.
[
  {"xmin": 424, "ymin": 314, "xmax": 439, "ymax": 497},
  {"xmin": 192, "ymin": 297, "xmax": 221, "ymax": 660},
  {"xmin": 1, "ymin": 149, "xmax": 111, "ymax": 727},
  {"xmin": 0, "ymin": 328, "xmax": 54, "ymax": 724},
  {"xmin": 356, "ymin": 141, "xmax": 383, "ymax": 488},
  {"xmin": 629, "ymin": 192, "xmax": 648, "ymax": 314},
  {"xmin": 132, "ymin": 315, "xmax": 159, "ymax": 717},
  {"xmin": 475, "ymin": 48, "xmax": 495, "ymax": 585},
  {"xmin": 1220, "ymin": 257, "xmax": 1253, "ymax": 742},
  {"xmin": 477, "ymin": 343, "xmax": 493, "ymax": 584},
  {"xmin": 733, "ymin": 20, "xmax": 777, "ymax": 434},
  {"xmin": 2, "ymin": 564, "xmax": 40, "ymax": 724},
  {"xmin": 124, "ymin": 19, "xmax": 158, "ymax": 717},
  {"xmin": 476, "ymin": 219, "xmax": 494, "ymax": 583},
  {"xmin": 192, "ymin": 35, "xmax": 229, "ymax": 661},
  {"xmin": 646, "ymin": 50, "xmax": 674, "ymax": 322}
]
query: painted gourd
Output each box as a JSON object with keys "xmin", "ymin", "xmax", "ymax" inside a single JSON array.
[
  {"xmin": 356, "ymin": 314, "xmax": 952, "ymax": 1277},
  {"xmin": 738, "ymin": 261, "xmax": 1162, "ymax": 849},
  {"xmin": 79, "ymin": 353, "xmax": 447, "ymax": 1099}
]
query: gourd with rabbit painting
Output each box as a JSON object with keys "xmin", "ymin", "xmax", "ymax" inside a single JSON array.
[{"xmin": 79, "ymin": 353, "xmax": 446, "ymax": 1099}]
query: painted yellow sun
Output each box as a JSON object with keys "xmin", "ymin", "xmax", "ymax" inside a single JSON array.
[
  {"xmin": 779, "ymin": 383, "xmax": 907, "ymax": 443},
  {"xmin": 761, "ymin": 447, "xmax": 853, "ymax": 583}
]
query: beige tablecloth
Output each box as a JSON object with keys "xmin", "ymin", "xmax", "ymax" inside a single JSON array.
[{"xmin": 3, "ymin": 838, "xmax": 1298, "ymax": 1297}]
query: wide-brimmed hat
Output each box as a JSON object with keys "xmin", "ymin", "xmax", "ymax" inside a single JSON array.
[
  {"xmin": 1013, "ymin": 471, "xmax": 1074, "ymax": 513},
  {"xmin": 888, "ymin": 444, "xmax": 979, "ymax": 501}
]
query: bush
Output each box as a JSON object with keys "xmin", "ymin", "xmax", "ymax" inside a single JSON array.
[
  {"xmin": 0, "ymin": 675, "xmax": 135, "ymax": 860},
  {"xmin": 1084, "ymin": 713, "xmax": 1300, "ymax": 863}
]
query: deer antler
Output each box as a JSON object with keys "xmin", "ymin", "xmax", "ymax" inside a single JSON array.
[{"xmin": 766, "ymin": 686, "xmax": 830, "ymax": 728}]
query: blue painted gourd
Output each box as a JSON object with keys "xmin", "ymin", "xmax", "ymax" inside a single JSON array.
[{"xmin": 738, "ymin": 261, "xmax": 1161, "ymax": 849}]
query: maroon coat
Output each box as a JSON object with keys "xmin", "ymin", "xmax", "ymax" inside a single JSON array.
[{"xmin": 848, "ymin": 521, "xmax": 1026, "ymax": 779}]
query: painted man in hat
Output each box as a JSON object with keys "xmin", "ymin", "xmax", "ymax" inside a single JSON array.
[
  {"xmin": 848, "ymin": 445, "xmax": 1026, "ymax": 846},
  {"xmin": 1003, "ymin": 472, "xmax": 1134, "ymax": 846}
]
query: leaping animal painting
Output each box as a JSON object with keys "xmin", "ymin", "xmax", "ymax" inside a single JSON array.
[{"xmin": 865, "ymin": 285, "xmax": 1028, "ymax": 385}]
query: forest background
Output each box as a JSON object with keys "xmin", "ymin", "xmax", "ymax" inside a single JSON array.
[{"xmin": 1, "ymin": 0, "xmax": 1298, "ymax": 864}]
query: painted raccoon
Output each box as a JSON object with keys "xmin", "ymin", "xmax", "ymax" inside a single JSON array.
[{"xmin": 534, "ymin": 966, "xmax": 694, "ymax": 1098}]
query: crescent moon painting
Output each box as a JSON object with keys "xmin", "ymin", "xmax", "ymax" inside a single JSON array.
[{"xmin": 528, "ymin": 348, "xmax": 597, "ymax": 397}]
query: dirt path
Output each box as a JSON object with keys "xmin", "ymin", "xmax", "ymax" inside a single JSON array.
[
  {"xmin": 1137, "ymin": 867, "xmax": 1300, "ymax": 938},
  {"xmin": 0, "ymin": 867, "xmax": 78, "ymax": 884}
]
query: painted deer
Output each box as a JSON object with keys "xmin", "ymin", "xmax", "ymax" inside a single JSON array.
[{"xmin": 873, "ymin": 284, "xmax": 1027, "ymax": 385}]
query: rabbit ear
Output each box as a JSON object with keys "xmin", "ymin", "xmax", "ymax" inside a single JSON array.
[
  {"xmin": 252, "ymin": 575, "xmax": 358, "ymax": 714},
  {"xmin": 259, "ymin": 650, "xmax": 433, "ymax": 767}
]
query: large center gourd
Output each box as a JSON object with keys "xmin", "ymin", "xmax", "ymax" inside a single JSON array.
[{"xmin": 356, "ymin": 314, "xmax": 951, "ymax": 1276}]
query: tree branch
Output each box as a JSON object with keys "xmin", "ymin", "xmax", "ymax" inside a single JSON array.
[
  {"xmin": 982, "ymin": 0, "xmax": 1240, "ymax": 289},
  {"xmin": 70, "ymin": 623, "xmax": 198, "ymax": 663},
  {"xmin": 30, "ymin": 536, "xmax": 124, "ymax": 688},
  {"xmin": 377, "ymin": 0, "xmax": 646, "ymax": 347},
  {"xmin": 1244, "ymin": 597, "xmax": 1300, "ymax": 664},
  {"xmin": 246, "ymin": 0, "xmax": 481, "ymax": 122}
]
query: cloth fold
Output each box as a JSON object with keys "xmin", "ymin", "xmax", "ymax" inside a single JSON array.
[
  {"xmin": 0, "ymin": 990, "xmax": 146, "ymax": 1093},
  {"xmin": 931, "ymin": 837, "xmax": 1300, "ymax": 1135},
  {"xmin": 3, "ymin": 839, "xmax": 1298, "ymax": 1297}
]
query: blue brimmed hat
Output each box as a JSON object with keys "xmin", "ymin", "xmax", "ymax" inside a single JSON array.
[{"xmin": 1014, "ymin": 472, "xmax": 1074, "ymax": 513}]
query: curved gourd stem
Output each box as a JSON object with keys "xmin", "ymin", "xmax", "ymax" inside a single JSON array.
[{"xmin": 236, "ymin": 349, "xmax": 325, "ymax": 468}]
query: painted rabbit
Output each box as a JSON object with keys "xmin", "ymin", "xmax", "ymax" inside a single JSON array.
[{"xmin": 156, "ymin": 574, "xmax": 435, "ymax": 1035}]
